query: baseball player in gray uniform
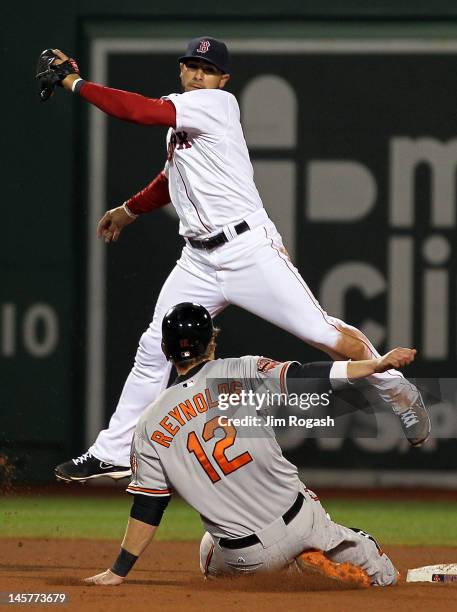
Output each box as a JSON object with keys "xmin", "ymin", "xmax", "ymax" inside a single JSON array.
[
  {"xmin": 49, "ymin": 37, "xmax": 430, "ymax": 484},
  {"xmin": 84, "ymin": 302, "xmax": 416, "ymax": 587}
]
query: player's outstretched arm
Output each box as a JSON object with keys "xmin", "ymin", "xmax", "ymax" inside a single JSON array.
[
  {"xmin": 347, "ymin": 347, "xmax": 416, "ymax": 382},
  {"xmin": 84, "ymin": 491, "xmax": 169, "ymax": 585},
  {"xmin": 51, "ymin": 49, "xmax": 176, "ymax": 126},
  {"xmin": 84, "ymin": 518, "xmax": 158, "ymax": 585}
]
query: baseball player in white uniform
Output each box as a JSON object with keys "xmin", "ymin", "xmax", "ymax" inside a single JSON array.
[
  {"xmin": 51, "ymin": 37, "xmax": 430, "ymax": 483},
  {"xmin": 84, "ymin": 302, "xmax": 414, "ymax": 587}
]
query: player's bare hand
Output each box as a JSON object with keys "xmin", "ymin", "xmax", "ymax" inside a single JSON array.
[
  {"xmin": 84, "ymin": 569, "xmax": 124, "ymax": 586},
  {"xmin": 97, "ymin": 206, "xmax": 136, "ymax": 243},
  {"xmin": 375, "ymin": 348, "xmax": 417, "ymax": 373},
  {"xmin": 51, "ymin": 49, "xmax": 70, "ymax": 65}
]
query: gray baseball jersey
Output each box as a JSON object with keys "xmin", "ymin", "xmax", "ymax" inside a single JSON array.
[{"xmin": 127, "ymin": 356, "xmax": 301, "ymax": 539}]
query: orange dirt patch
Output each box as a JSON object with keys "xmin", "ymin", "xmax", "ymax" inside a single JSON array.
[{"xmin": 0, "ymin": 539, "xmax": 456, "ymax": 612}]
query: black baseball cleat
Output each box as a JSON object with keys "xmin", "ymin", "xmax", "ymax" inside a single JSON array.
[
  {"xmin": 55, "ymin": 451, "xmax": 131, "ymax": 483},
  {"xmin": 395, "ymin": 392, "xmax": 431, "ymax": 447}
]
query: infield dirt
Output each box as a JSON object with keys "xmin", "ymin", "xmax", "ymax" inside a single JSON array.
[{"xmin": 1, "ymin": 539, "xmax": 456, "ymax": 611}]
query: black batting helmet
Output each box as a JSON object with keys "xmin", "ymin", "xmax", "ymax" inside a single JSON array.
[{"xmin": 161, "ymin": 302, "xmax": 214, "ymax": 362}]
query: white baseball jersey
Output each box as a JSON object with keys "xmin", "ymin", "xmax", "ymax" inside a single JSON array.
[
  {"xmin": 164, "ymin": 89, "xmax": 263, "ymax": 238},
  {"xmin": 128, "ymin": 356, "xmax": 302, "ymax": 539}
]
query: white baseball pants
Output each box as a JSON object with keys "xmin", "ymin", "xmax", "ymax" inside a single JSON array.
[{"xmin": 90, "ymin": 210, "xmax": 417, "ymax": 465}]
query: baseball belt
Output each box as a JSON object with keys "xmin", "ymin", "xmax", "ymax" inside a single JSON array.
[
  {"xmin": 188, "ymin": 220, "xmax": 249, "ymax": 250},
  {"xmin": 219, "ymin": 492, "xmax": 305, "ymax": 550}
]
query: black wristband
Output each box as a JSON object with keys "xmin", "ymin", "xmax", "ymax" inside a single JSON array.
[{"xmin": 111, "ymin": 547, "xmax": 138, "ymax": 577}]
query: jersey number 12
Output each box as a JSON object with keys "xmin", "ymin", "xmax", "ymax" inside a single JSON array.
[{"xmin": 187, "ymin": 416, "xmax": 253, "ymax": 483}]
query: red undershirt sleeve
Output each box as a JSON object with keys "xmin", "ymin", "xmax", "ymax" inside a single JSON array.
[
  {"xmin": 78, "ymin": 81, "xmax": 176, "ymax": 127},
  {"xmin": 125, "ymin": 172, "xmax": 171, "ymax": 215}
]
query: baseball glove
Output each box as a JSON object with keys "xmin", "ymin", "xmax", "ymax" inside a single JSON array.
[{"xmin": 35, "ymin": 49, "xmax": 79, "ymax": 101}]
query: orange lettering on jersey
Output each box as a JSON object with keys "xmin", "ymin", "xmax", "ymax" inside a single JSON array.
[
  {"xmin": 202, "ymin": 416, "xmax": 253, "ymax": 476},
  {"xmin": 230, "ymin": 380, "xmax": 243, "ymax": 395},
  {"xmin": 160, "ymin": 416, "xmax": 179, "ymax": 436},
  {"xmin": 193, "ymin": 393, "xmax": 208, "ymax": 413},
  {"xmin": 218, "ymin": 382, "xmax": 230, "ymax": 395},
  {"xmin": 204, "ymin": 388, "xmax": 219, "ymax": 409},
  {"xmin": 179, "ymin": 400, "xmax": 197, "ymax": 421},
  {"xmin": 168, "ymin": 406, "xmax": 185, "ymax": 426},
  {"xmin": 151, "ymin": 430, "xmax": 173, "ymax": 448}
]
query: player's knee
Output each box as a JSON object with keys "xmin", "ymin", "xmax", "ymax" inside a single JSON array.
[
  {"xmin": 199, "ymin": 531, "xmax": 215, "ymax": 576},
  {"xmin": 330, "ymin": 321, "xmax": 374, "ymax": 360}
]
